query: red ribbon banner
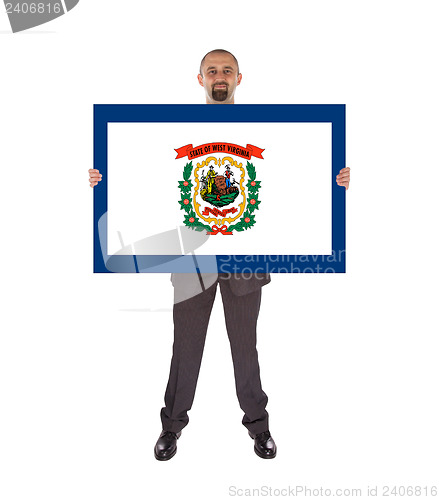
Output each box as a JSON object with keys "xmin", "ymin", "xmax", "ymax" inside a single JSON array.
[
  {"xmin": 175, "ymin": 143, "xmax": 264, "ymax": 161},
  {"xmin": 202, "ymin": 206, "xmax": 238, "ymax": 217}
]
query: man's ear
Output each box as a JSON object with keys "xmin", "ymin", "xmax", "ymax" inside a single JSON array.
[
  {"xmin": 197, "ymin": 74, "xmax": 204, "ymax": 87},
  {"xmin": 237, "ymin": 73, "xmax": 242, "ymax": 86}
]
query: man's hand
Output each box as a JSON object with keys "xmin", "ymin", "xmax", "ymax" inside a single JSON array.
[
  {"xmin": 89, "ymin": 169, "xmax": 102, "ymax": 188},
  {"xmin": 336, "ymin": 167, "xmax": 350, "ymax": 190}
]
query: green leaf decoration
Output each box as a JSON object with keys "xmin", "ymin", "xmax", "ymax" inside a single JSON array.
[
  {"xmin": 183, "ymin": 161, "xmax": 193, "ymax": 181},
  {"xmin": 247, "ymin": 199, "xmax": 261, "ymax": 212},
  {"xmin": 246, "ymin": 179, "xmax": 261, "ymax": 192},
  {"xmin": 178, "ymin": 201, "xmax": 190, "ymax": 211},
  {"xmin": 193, "ymin": 223, "xmax": 211, "ymax": 232},
  {"xmin": 180, "ymin": 192, "xmax": 190, "ymax": 201},
  {"xmin": 247, "ymin": 193, "xmax": 260, "ymax": 212},
  {"xmin": 178, "ymin": 180, "xmax": 193, "ymax": 191},
  {"xmin": 246, "ymin": 162, "xmax": 256, "ymax": 181},
  {"xmin": 178, "ymin": 192, "xmax": 192, "ymax": 211}
]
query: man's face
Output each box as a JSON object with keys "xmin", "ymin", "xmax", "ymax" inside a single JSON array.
[{"xmin": 198, "ymin": 52, "xmax": 242, "ymax": 104}]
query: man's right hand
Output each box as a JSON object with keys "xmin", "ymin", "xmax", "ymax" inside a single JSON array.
[{"xmin": 89, "ymin": 169, "xmax": 102, "ymax": 188}]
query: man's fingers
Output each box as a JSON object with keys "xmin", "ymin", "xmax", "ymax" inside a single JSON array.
[
  {"xmin": 88, "ymin": 169, "xmax": 100, "ymax": 173},
  {"xmin": 337, "ymin": 168, "xmax": 350, "ymax": 176},
  {"xmin": 90, "ymin": 182, "xmax": 98, "ymax": 187},
  {"xmin": 337, "ymin": 172, "xmax": 350, "ymax": 180},
  {"xmin": 336, "ymin": 181, "xmax": 349, "ymax": 189}
]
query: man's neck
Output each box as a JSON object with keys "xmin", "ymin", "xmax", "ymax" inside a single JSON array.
[{"xmin": 206, "ymin": 97, "xmax": 235, "ymax": 104}]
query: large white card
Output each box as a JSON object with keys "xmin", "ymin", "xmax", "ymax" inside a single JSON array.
[{"xmin": 108, "ymin": 122, "xmax": 332, "ymax": 256}]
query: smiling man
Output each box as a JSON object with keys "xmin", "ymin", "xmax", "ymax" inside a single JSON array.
[
  {"xmin": 88, "ymin": 49, "xmax": 351, "ymax": 462},
  {"xmin": 154, "ymin": 50, "xmax": 277, "ymax": 462},
  {"xmin": 197, "ymin": 50, "xmax": 242, "ymax": 103}
]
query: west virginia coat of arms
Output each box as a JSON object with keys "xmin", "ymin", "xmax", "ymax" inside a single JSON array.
[{"xmin": 175, "ymin": 142, "xmax": 264, "ymax": 235}]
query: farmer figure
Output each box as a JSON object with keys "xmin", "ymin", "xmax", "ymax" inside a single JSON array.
[{"xmin": 207, "ymin": 165, "xmax": 217, "ymax": 194}]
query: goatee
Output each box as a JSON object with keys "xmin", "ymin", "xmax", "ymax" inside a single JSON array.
[{"xmin": 212, "ymin": 87, "xmax": 228, "ymax": 102}]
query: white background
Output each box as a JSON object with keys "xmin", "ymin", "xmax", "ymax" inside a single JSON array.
[
  {"xmin": 1, "ymin": 1, "xmax": 438, "ymax": 500},
  {"xmin": 108, "ymin": 122, "xmax": 332, "ymax": 255}
]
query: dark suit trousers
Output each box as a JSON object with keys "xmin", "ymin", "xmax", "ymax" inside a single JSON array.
[{"xmin": 160, "ymin": 276, "xmax": 269, "ymax": 435}]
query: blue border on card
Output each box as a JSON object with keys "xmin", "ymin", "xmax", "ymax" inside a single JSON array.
[{"xmin": 93, "ymin": 104, "xmax": 345, "ymax": 273}]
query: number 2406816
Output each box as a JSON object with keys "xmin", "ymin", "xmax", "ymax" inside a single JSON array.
[{"xmin": 5, "ymin": 3, "xmax": 62, "ymax": 14}]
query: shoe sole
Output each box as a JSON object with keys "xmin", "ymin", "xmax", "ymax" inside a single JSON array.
[
  {"xmin": 154, "ymin": 447, "xmax": 177, "ymax": 461},
  {"xmin": 254, "ymin": 445, "xmax": 276, "ymax": 459}
]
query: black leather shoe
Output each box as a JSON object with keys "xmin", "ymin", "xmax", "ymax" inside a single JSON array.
[
  {"xmin": 154, "ymin": 430, "xmax": 182, "ymax": 461},
  {"xmin": 249, "ymin": 430, "xmax": 277, "ymax": 459}
]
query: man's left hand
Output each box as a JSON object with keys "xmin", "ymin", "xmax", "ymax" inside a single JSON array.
[{"xmin": 336, "ymin": 167, "xmax": 350, "ymax": 190}]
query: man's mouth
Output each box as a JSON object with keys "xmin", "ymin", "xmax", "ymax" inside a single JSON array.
[{"xmin": 212, "ymin": 83, "xmax": 229, "ymax": 101}]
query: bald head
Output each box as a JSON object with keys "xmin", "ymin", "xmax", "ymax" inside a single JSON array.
[{"xmin": 199, "ymin": 49, "xmax": 240, "ymax": 77}]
